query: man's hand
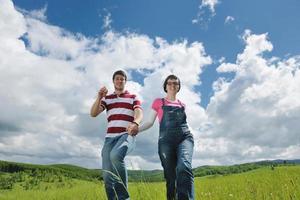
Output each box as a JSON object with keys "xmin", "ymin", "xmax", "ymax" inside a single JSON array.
[
  {"xmin": 98, "ymin": 86, "xmax": 108, "ymax": 99},
  {"xmin": 127, "ymin": 122, "xmax": 139, "ymax": 136}
]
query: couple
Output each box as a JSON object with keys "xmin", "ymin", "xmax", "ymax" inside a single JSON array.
[{"xmin": 90, "ymin": 70, "xmax": 194, "ymax": 200}]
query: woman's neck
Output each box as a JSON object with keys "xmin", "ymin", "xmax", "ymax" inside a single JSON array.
[{"xmin": 166, "ymin": 93, "xmax": 176, "ymax": 101}]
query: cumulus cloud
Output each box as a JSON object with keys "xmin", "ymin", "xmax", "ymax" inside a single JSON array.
[
  {"xmin": 0, "ymin": 0, "xmax": 211, "ymax": 169},
  {"xmin": 17, "ymin": 4, "xmax": 48, "ymax": 21},
  {"xmin": 1, "ymin": 0, "xmax": 299, "ymax": 169},
  {"xmin": 204, "ymin": 30, "xmax": 300, "ymax": 164}
]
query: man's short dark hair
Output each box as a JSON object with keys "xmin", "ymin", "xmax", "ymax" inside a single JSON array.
[
  {"xmin": 163, "ymin": 74, "xmax": 181, "ymax": 93},
  {"xmin": 112, "ymin": 70, "xmax": 127, "ymax": 81}
]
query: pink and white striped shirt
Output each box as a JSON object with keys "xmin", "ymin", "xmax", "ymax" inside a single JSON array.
[
  {"xmin": 152, "ymin": 98, "xmax": 185, "ymax": 123},
  {"xmin": 101, "ymin": 90, "xmax": 141, "ymax": 137}
]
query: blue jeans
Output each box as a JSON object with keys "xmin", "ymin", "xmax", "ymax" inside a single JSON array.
[
  {"xmin": 159, "ymin": 136, "xmax": 194, "ymax": 200},
  {"xmin": 101, "ymin": 133, "xmax": 135, "ymax": 200}
]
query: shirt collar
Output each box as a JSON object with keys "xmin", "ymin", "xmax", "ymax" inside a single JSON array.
[{"xmin": 113, "ymin": 90, "xmax": 129, "ymax": 96}]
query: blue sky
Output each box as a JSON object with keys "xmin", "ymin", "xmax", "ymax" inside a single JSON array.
[
  {"xmin": 12, "ymin": 0, "xmax": 300, "ymax": 107},
  {"xmin": 1, "ymin": 0, "xmax": 300, "ymax": 169}
]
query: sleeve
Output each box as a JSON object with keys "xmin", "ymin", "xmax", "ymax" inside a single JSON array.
[
  {"xmin": 151, "ymin": 98, "xmax": 161, "ymax": 113},
  {"xmin": 133, "ymin": 95, "xmax": 142, "ymax": 110}
]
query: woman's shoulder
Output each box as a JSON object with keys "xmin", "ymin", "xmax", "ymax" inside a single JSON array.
[
  {"xmin": 177, "ymin": 99, "xmax": 186, "ymax": 107},
  {"xmin": 153, "ymin": 98, "xmax": 163, "ymax": 103},
  {"xmin": 151, "ymin": 98, "xmax": 163, "ymax": 108}
]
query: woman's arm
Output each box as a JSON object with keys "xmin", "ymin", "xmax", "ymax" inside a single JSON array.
[{"xmin": 138, "ymin": 109, "xmax": 157, "ymax": 133}]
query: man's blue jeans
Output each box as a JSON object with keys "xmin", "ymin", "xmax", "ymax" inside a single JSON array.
[{"xmin": 101, "ymin": 133, "xmax": 135, "ymax": 200}]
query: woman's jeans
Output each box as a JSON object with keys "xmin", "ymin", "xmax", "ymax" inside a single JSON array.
[
  {"xmin": 159, "ymin": 133, "xmax": 194, "ymax": 200},
  {"xmin": 101, "ymin": 133, "xmax": 135, "ymax": 200}
]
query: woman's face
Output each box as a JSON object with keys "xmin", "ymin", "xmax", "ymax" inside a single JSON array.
[{"xmin": 166, "ymin": 79, "xmax": 180, "ymax": 94}]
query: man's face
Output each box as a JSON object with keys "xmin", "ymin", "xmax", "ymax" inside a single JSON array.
[{"xmin": 113, "ymin": 74, "xmax": 126, "ymax": 91}]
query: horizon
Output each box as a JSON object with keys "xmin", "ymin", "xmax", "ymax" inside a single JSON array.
[{"xmin": 2, "ymin": 158, "xmax": 299, "ymax": 170}]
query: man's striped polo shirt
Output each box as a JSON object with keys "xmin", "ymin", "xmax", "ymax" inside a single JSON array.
[{"xmin": 101, "ymin": 90, "xmax": 141, "ymax": 137}]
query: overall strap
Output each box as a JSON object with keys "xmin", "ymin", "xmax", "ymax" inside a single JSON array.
[
  {"xmin": 161, "ymin": 98, "xmax": 165, "ymax": 106},
  {"xmin": 178, "ymin": 99, "xmax": 184, "ymax": 109}
]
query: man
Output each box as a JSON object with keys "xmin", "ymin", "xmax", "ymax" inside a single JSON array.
[{"xmin": 90, "ymin": 70, "xmax": 143, "ymax": 200}]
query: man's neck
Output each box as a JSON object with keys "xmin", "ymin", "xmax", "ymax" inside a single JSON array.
[{"xmin": 114, "ymin": 89, "xmax": 125, "ymax": 96}]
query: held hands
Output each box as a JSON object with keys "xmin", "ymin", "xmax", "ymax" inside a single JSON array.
[
  {"xmin": 98, "ymin": 86, "xmax": 108, "ymax": 99},
  {"xmin": 127, "ymin": 122, "xmax": 139, "ymax": 136}
]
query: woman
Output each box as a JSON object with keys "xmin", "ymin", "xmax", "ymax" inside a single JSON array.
[{"xmin": 137, "ymin": 74, "xmax": 194, "ymax": 200}]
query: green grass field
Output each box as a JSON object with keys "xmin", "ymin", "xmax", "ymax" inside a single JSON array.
[{"xmin": 1, "ymin": 166, "xmax": 299, "ymax": 200}]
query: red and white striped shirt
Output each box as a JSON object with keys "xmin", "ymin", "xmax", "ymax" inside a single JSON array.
[{"xmin": 101, "ymin": 90, "xmax": 141, "ymax": 137}]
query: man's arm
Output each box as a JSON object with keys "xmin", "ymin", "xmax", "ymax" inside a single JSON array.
[
  {"xmin": 90, "ymin": 87, "xmax": 107, "ymax": 117},
  {"xmin": 90, "ymin": 97, "xmax": 105, "ymax": 117},
  {"xmin": 133, "ymin": 107, "xmax": 143, "ymax": 125},
  {"xmin": 127, "ymin": 107, "xmax": 143, "ymax": 136}
]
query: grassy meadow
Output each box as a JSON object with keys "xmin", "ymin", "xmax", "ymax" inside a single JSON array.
[{"xmin": 1, "ymin": 164, "xmax": 299, "ymax": 200}]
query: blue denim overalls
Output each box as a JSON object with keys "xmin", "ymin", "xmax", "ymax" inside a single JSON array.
[{"xmin": 158, "ymin": 98, "xmax": 194, "ymax": 200}]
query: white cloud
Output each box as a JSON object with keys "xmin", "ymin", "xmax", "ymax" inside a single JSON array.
[
  {"xmin": 0, "ymin": 0, "xmax": 211, "ymax": 169},
  {"xmin": 192, "ymin": 19, "xmax": 198, "ymax": 24},
  {"xmin": 17, "ymin": 4, "xmax": 48, "ymax": 21},
  {"xmin": 225, "ymin": 16, "xmax": 235, "ymax": 24},
  {"xmin": 1, "ymin": 0, "xmax": 299, "ymax": 169},
  {"xmin": 0, "ymin": 0, "xmax": 26, "ymax": 39},
  {"xmin": 102, "ymin": 11, "xmax": 112, "ymax": 30},
  {"xmin": 218, "ymin": 56, "xmax": 225, "ymax": 63},
  {"xmin": 200, "ymin": 0, "xmax": 219, "ymax": 14},
  {"xmin": 205, "ymin": 30, "xmax": 300, "ymax": 164},
  {"xmin": 192, "ymin": 0, "xmax": 220, "ymax": 27},
  {"xmin": 24, "ymin": 17, "xmax": 94, "ymax": 60}
]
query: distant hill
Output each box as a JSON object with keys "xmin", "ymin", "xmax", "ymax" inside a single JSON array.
[
  {"xmin": 1, "ymin": 159, "xmax": 299, "ymax": 182},
  {"xmin": 263, "ymin": 159, "xmax": 300, "ymax": 164},
  {"xmin": 0, "ymin": 161, "xmax": 102, "ymax": 181},
  {"xmin": 193, "ymin": 159, "xmax": 300, "ymax": 177}
]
